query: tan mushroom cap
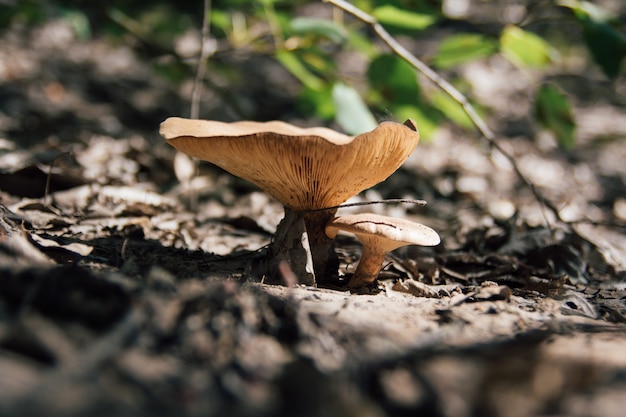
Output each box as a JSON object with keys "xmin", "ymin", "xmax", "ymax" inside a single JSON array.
[
  {"xmin": 325, "ymin": 213, "xmax": 440, "ymax": 287},
  {"xmin": 160, "ymin": 118, "xmax": 420, "ymax": 211},
  {"xmin": 325, "ymin": 213, "xmax": 441, "ymax": 251}
]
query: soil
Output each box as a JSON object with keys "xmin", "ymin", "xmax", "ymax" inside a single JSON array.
[{"xmin": 1, "ymin": 9, "xmax": 626, "ymax": 417}]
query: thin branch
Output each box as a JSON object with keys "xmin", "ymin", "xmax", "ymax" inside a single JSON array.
[
  {"xmin": 191, "ymin": 0, "xmax": 213, "ymax": 119},
  {"xmin": 43, "ymin": 151, "xmax": 72, "ymax": 208},
  {"xmin": 568, "ymin": 219, "xmax": 626, "ymax": 229},
  {"xmin": 323, "ymin": 0, "xmax": 563, "ymax": 227},
  {"xmin": 186, "ymin": 0, "xmax": 213, "ymax": 211},
  {"xmin": 305, "ymin": 199, "xmax": 427, "ymax": 213}
]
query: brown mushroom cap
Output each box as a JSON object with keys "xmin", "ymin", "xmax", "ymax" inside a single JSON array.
[
  {"xmin": 325, "ymin": 213, "xmax": 440, "ymax": 288},
  {"xmin": 160, "ymin": 118, "xmax": 420, "ymax": 211},
  {"xmin": 325, "ymin": 213, "xmax": 441, "ymax": 251}
]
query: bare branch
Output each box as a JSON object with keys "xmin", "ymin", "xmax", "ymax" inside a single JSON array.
[
  {"xmin": 44, "ymin": 151, "xmax": 72, "ymax": 209},
  {"xmin": 191, "ymin": 0, "xmax": 213, "ymax": 119},
  {"xmin": 323, "ymin": 0, "xmax": 563, "ymax": 227}
]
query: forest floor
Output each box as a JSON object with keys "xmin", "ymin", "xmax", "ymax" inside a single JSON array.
[{"xmin": 1, "ymin": 11, "xmax": 626, "ymax": 417}]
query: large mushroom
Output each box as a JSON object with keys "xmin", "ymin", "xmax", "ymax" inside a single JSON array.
[
  {"xmin": 160, "ymin": 117, "xmax": 420, "ymax": 285},
  {"xmin": 325, "ymin": 213, "xmax": 440, "ymax": 288}
]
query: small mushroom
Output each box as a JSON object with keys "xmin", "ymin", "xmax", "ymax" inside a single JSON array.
[
  {"xmin": 325, "ymin": 213, "xmax": 440, "ymax": 289},
  {"xmin": 160, "ymin": 118, "xmax": 420, "ymax": 285}
]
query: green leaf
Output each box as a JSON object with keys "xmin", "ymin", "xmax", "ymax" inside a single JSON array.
[
  {"xmin": 366, "ymin": 54, "xmax": 443, "ymax": 138},
  {"xmin": 299, "ymin": 49, "xmax": 335, "ymax": 75},
  {"xmin": 560, "ymin": 1, "xmax": 626, "ymax": 78},
  {"xmin": 108, "ymin": 5, "xmax": 190, "ymax": 48},
  {"xmin": 275, "ymin": 50, "xmax": 325, "ymax": 91},
  {"xmin": 560, "ymin": 0, "xmax": 614, "ymax": 23},
  {"xmin": 394, "ymin": 104, "xmax": 440, "ymax": 141},
  {"xmin": 1, "ymin": 0, "xmax": 46, "ymax": 28},
  {"xmin": 430, "ymin": 91, "xmax": 475, "ymax": 129},
  {"xmin": 61, "ymin": 9, "xmax": 91, "ymax": 40},
  {"xmin": 433, "ymin": 33, "xmax": 498, "ymax": 69},
  {"xmin": 332, "ymin": 83, "xmax": 378, "ymax": 135},
  {"xmin": 500, "ymin": 25, "xmax": 557, "ymax": 68},
  {"xmin": 209, "ymin": 10, "xmax": 232, "ymax": 35},
  {"xmin": 290, "ymin": 17, "xmax": 348, "ymax": 44},
  {"xmin": 298, "ymin": 85, "xmax": 335, "ymax": 120},
  {"xmin": 372, "ymin": 5, "xmax": 437, "ymax": 31},
  {"xmin": 367, "ymin": 54, "xmax": 420, "ymax": 105},
  {"xmin": 534, "ymin": 84, "xmax": 576, "ymax": 149},
  {"xmin": 345, "ymin": 28, "xmax": 378, "ymax": 58},
  {"xmin": 581, "ymin": 19, "xmax": 626, "ymax": 79},
  {"xmin": 154, "ymin": 60, "xmax": 189, "ymax": 84}
]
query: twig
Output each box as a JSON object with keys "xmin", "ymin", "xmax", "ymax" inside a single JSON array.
[
  {"xmin": 305, "ymin": 198, "xmax": 427, "ymax": 213},
  {"xmin": 186, "ymin": 0, "xmax": 213, "ymax": 211},
  {"xmin": 43, "ymin": 151, "xmax": 72, "ymax": 208},
  {"xmin": 278, "ymin": 260, "xmax": 299, "ymax": 288},
  {"xmin": 191, "ymin": 0, "xmax": 213, "ymax": 119},
  {"xmin": 568, "ymin": 219, "xmax": 626, "ymax": 229},
  {"xmin": 120, "ymin": 238, "xmax": 130, "ymax": 263},
  {"xmin": 322, "ymin": 0, "xmax": 563, "ymax": 228}
]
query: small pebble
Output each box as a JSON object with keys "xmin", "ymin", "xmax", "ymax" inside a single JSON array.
[
  {"xmin": 614, "ymin": 199, "xmax": 626, "ymax": 221},
  {"xmin": 488, "ymin": 199, "xmax": 516, "ymax": 221}
]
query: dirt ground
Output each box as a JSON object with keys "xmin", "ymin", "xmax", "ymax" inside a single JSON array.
[{"xmin": 1, "ymin": 9, "xmax": 626, "ymax": 417}]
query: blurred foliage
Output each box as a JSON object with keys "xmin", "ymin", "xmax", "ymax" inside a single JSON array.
[
  {"xmin": 2, "ymin": 0, "xmax": 624, "ymax": 145},
  {"xmin": 561, "ymin": 0, "xmax": 626, "ymax": 79},
  {"xmin": 432, "ymin": 34, "xmax": 498, "ymax": 69},
  {"xmin": 534, "ymin": 84, "xmax": 577, "ymax": 149},
  {"xmin": 500, "ymin": 25, "xmax": 558, "ymax": 68}
]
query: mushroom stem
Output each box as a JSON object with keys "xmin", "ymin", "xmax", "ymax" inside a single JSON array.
[
  {"xmin": 348, "ymin": 242, "xmax": 387, "ymax": 288},
  {"xmin": 303, "ymin": 209, "xmax": 339, "ymax": 284}
]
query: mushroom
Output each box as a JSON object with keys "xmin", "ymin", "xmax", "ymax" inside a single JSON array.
[
  {"xmin": 160, "ymin": 118, "xmax": 420, "ymax": 285},
  {"xmin": 325, "ymin": 213, "xmax": 440, "ymax": 289}
]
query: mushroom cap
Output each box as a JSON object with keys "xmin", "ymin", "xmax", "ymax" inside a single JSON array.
[
  {"xmin": 325, "ymin": 213, "xmax": 440, "ymax": 252},
  {"xmin": 160, "ymin": 118, "xmax": 419, "ymax": 211}
]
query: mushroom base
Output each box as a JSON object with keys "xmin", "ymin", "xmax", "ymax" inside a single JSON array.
[
  {"xmin": 262, "ymin": 209, "xmax": 315, "ymax": 286},
  {"xmin": 347, "ymin": 247, "xmax": 386, "ymax": 288},
  {"xmin": 260, "ymin": 208, "xmax": 339, "ymax": 286},
  {"xmin": 303, "ymin": 209, "xmax": 339, "ymax": 285}
]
